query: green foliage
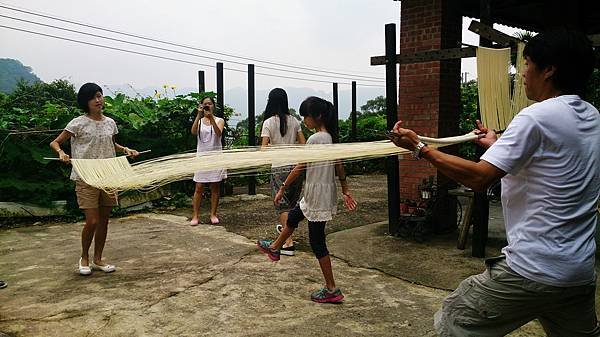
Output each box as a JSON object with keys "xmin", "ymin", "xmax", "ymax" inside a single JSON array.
[
  {"xmin": 0, "ymin": 58, "xmax": 41, "ymax": 93},
  {"xmin": 359, "ymin": 95, "xmax": 386, "ymax": 117},
  {"xmin": 459, "ymin": 80, "xmax": 479, "ymax": 160},
  {"xmin": 0, "ymin": 80, "xmax": 237, "ymax": 206},
  {"xmin": 586, "ymin": 68, "xmax": 600, "ymax": 109}
]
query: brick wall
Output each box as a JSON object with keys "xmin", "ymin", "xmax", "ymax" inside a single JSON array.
[{"xmin": 398, "ymin": 0, "xmax": 461, "ymax": 201}]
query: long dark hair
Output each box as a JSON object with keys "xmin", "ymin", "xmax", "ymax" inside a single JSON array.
[
  {"xmin": 299, "ymin": 96, "xmax": 338, "ymax": 142},
  {"xmin": 262, "ymin": 88, "xmax": 290, "ymax": 137}
]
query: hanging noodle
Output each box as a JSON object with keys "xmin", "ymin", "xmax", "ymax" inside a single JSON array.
[
  {"xmin": 71, "ymin": 133, "xmax": 479, "ymax": 194},
  {"xmin": 477, "ymin": 46, "xmax": 511, "ymax": 132},
  {"xmin": 478, "ymin": 43, "xmax": 534, "ymax": 132}
]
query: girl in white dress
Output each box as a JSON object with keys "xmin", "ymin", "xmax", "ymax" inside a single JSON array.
[
  {"xmin": 190, "ymin": 96, "xmax": 226, "ymax": 225},
  {"xmin": 257, "ymin": 96, "xmax": 357, "ymax": 303}
]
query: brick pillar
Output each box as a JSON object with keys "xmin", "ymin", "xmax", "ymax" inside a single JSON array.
[{"xmin": 398, "ymin": 0, "xmax": 461, "ymax": 201}]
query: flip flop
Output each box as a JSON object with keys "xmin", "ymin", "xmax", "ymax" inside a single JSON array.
[
  {"xmin": 209, "ymin": 216, "xmax": 220, "ymax": 225},
  {"xmin": 190, "ymin": 219, "xmax": 199, "ymax": 226}
]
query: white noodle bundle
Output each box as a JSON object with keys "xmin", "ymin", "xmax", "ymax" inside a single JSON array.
[{"xmin": 71, "ymin": 133, "xmax": 478, "ymax": 193}]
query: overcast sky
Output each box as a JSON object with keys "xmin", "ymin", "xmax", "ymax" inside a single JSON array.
[{"xmin": 1, "ymin": 1, "xmax": 519, "ymax": 96}]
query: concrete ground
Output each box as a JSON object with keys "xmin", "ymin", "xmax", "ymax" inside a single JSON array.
[{"xmin": 1, "ymin": 209, "xmax": 545, "ymax": 336}]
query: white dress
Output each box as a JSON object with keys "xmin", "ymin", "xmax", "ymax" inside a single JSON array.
[
  {"xmin": 299, "ymin": 132, "xmax": 338, "ymax": 222},
  {"xmin": 193, "ymin": 118, "xmax": 227, "ymax": 183}
]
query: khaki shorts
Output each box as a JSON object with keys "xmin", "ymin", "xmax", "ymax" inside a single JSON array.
[
  {"xmin": 75, "ymin": 181, "xmax": 118, "ymax": 209},
  {"xmin": 434, "ymin": 256, "xmax": 600, "ymax": 337}
]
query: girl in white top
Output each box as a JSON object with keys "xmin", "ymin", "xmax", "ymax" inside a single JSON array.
[
  {"xmin": 260, "ymin": 88, "xmax": 306, "ymax": 255},
  {"xmin": 50, "ymin": 82, "xmax": 139, "ymax": 276},
  {"xmin": 190, "ymin": 96, "xmax": 226, "ymax": 226},
  {"xmin": 257, "ymin": 96, "xmax": 357, "ymax": 304}
]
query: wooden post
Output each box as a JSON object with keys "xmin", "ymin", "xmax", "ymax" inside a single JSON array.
[
  {"xmin": 198, "ymin": 70, "xmax": 205, "ymax": 93},
  {"xmin": 332, "ymin": 82, "xmax": 339, "ymax": 143},
  {"xmin": 216, "ymin": 62, "xmax": 226, "ymax": 196},
  {"xmin": 385, "ymin": 23, "xmax": 400, "ymax": 235},
  {"xmin": 351, "ymin": 81, "xmax": 357, "ymax": 140},
  {"xmin": 472, "ymin": 0, "xmax": 492, "ymax": 258},
  {"xmin": 248, "ymin": 64, "xmax": 256, "ymax": 195}
]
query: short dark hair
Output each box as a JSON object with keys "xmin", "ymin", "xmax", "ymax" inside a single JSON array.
[
  {"xmin": 77, "ymin": 83, "xmax": 103, "ymax": 112},
  {"xmin": 523, "ymin": 29, "xmax": 596, "ymax": 96}
]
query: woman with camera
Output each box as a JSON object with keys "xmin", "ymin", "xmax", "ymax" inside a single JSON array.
[{"xmin": 190, "ymin": 96, "xmax": 226, "ymax": 226}]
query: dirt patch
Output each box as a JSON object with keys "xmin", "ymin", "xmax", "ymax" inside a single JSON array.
[{"xmin": 164, "ymin": 173, "xmax": 390, "ymax": 251}]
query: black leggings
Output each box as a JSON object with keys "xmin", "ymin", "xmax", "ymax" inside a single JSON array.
[{"xmin": 287, "ymin": 204, "xmax": 329, "ymax": 259}]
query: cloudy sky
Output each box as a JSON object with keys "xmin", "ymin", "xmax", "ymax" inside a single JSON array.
[{"xmin": 1, "ymin": 1, "xmax": 519, "ymax": 101}]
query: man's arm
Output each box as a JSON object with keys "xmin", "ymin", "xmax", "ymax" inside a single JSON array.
[{"xmin": 391, "ymin": 120, "xmax": 505, "ymax": 192}]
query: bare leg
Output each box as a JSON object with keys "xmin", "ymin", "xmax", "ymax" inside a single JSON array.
[
  {"xmin": 318, "ymin": 255, "xmax": 336, "ymax": 291},
  {"xmin": 191, "ymin": 183, "xmax": 204, "ymax": 222},
  {"xmin": 270, "ymin": 226, "xmax": 295, "ymax": 250},
  {"xmin": 93, "ymin": 206, "xmax": 112, "ymax": 265},
  {"xmin": 81, "ymin": 208, "xmax": 100, "ymax": 266},
  {"xmin": 279, "ymin": 212, "xmax": 294, "ymax": 247},
  {"xmin": 209, "ymin": 182, "xmax": 220, "ymax": 223}
]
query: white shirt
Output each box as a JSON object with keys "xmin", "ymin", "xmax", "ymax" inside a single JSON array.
[
  {"xmin": 481, "ymin": 95, "xmax": 600, "ymax": 287},
  {"xmin": 261, "ymin": 115, "xmax": 301, "ymax": 145},
  {"xmin": 64, "ymin": 115, "xmax": 118, "ymax": 181}
]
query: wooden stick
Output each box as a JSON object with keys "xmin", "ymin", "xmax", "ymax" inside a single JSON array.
[{"xmin": 44, "ymin": 149, "xmax": 151, "ymax": 161}]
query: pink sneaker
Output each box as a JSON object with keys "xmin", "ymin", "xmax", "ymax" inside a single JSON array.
[{"xmin": 310, "ymin": 287, "xmax": 344, "ymax": 303}]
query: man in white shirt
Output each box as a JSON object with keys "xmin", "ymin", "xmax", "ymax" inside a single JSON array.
[{"xmin": 391, "ymin": 29, "xmax": 600, "ymax": 336}]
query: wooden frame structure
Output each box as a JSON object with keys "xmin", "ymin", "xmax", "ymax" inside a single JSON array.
[{"xmin": 371, "ymin": 18, "xmax": 599, "ymax": 257}]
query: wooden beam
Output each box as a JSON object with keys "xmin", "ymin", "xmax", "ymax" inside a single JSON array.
[
  {"xmin": 468, "ymin": 21, "xmax": 518, "ymax": 47},
  {"xmin": 371, "ymin": 46, "xmax": 476, "ymax": 66}
]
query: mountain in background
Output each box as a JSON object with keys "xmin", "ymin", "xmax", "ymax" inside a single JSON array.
[
  {"xmin": 0, "ymin": 58, "xmax": 41, "ymax": 93},
  {"xmin": 105, "ymin": 84, "xmax": 385, "ymax": 126}
]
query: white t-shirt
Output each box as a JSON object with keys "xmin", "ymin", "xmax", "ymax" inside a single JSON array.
[
  {"xmin": 481, "ymin": 95, "xmax": 600, "ymax": 287},
  {"xmin": 64, "ymin": 115, "xmax": 118, "ymax": 180},
  {"xmin": 299, "ymin": 132, "xmax": 338, "ymax": 222},
  {"xmin": 261, "ymin": 115, "xmax": 301, "ymax": 145}
]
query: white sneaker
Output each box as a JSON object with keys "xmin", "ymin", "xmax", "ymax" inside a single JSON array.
[{"xmin": 280, "ymin": 245, "xmax": 296, "ymax": 256}]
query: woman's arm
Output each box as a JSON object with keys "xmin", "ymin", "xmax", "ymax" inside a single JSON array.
[
  {"xmin": 297, "ymin": 131, "xmax": 306, "ymax": 145},
  {"xmin": 261, "ymin": 136, "xmax": 270, "ymax": 146},
  {"xmin": 191, "ymin": 109, "xmax": 201, "ymax": 135},
  {"xmin": 273, "ymin": 163, "xmax": 305, "ymax": 206},
  {"xmin": 206, "ymin": 115, "xmax": 224, "ymax": 138},
  {"xmin": 49, "ymin": 130, "xmax": 72, "ymax": 163},
  {"xmin": 113, "ymin": 136, "xmax": 139, "ymax": 157}
]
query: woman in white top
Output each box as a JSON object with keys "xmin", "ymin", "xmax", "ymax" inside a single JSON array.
[
  {"xmin": 190, "ymin": 96, "xmax": 226, "ymax": 226},
  {"xmin": 260, "ymin": 88, "xmax": 306, "ymax": 255},
  {"xmin": 50, "ymin": 83, "xmax": 139, "ymax": 276}
]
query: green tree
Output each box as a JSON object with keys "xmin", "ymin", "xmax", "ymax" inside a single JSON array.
[
  {"xmin": 0, "ymin": 58, "xmax": 41, "ymax": 93},
  {"xmin": 359, "ymin": 95, "xmax": 386, "ymax": 117}
]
